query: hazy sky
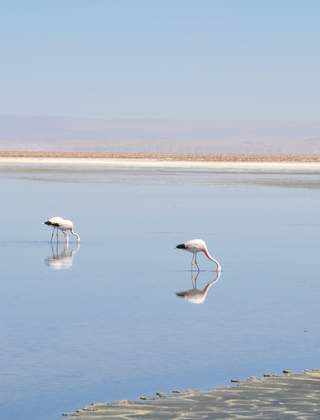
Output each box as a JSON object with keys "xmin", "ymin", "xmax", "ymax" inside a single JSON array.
[{"xmin": 1, "ymin": 1, "xmax": 319, "ymax": 120}]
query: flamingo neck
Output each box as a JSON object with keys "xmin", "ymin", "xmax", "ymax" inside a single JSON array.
[
  {"xmin": 71, "ymin": 230, "xmax": 81, "ymax": 242},
  {"xmin": 203, "ymin": 248, "xmax": 222, "ymax": 271},
  {"xmin": 202, "ymin": 282, "xmax": 213, "ymax": 295}
]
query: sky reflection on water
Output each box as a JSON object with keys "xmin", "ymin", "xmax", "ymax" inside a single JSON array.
[{"xmin": 0, "ymin": 167, "xmax": 319, "ymax": 420}]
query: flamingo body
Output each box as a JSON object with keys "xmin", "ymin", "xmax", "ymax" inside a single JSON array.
[
  {"xmin": 44, "ymin": 216, "xmax": 64, "ymax": 227},
  {"xmin": 58, "ymin": 219, "xmax": 74, "ymax": 230}
]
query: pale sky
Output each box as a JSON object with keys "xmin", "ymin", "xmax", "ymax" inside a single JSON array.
[{"xmin": 0, "ymin": 1, "xmax": 319, "ymax": 120}]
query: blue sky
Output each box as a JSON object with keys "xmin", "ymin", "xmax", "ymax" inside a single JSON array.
[{"xmin": 0, "ymin": 1, "xmax": 319, "ymax": 120}]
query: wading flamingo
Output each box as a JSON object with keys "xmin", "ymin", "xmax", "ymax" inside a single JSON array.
[
  {"xmin": 176, "ymin": 239, "xmax": 221, "ymax": 271},
  {"xmin": 44, "ymin": 217, "xmax": 80, "ymax": 243}
]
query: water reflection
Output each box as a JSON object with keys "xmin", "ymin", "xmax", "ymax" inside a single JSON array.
[
  {"xmin": 176, "ymin": 270, "xmax": 221, "ymax": 304},
  {"xmin": 45, "ymin": 241, "xmax": 80, "ymax": 270}
]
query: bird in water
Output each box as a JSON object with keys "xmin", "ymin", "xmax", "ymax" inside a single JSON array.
[
  {"xmin": 176, "ymin": 239, "xmax": 221, "ymax": 271},
  {"xmin": 176, "ymin": 270, "xmax": 221, "ymax": 304},
  {"xmin": 44, "ymin": 216, "xmax": 80, "ymax": 243}
]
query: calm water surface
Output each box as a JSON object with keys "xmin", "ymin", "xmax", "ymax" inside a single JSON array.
[{"xmin": 0, "ymin": 166, "xmax": 320, "ymax": 420}]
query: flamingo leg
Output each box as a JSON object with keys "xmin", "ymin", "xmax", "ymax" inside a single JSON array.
[
  {"xmin": 56, "ymin": 228, "xmax": 59, "ymax": 242},
  {"xmin": 64, "ymin": 231, "xmax": 69, "ymax": 245},
  {"xmin": 192, "ymin": 271, "xmax": 199, "ymax": 288},
  {"xmin": 191, "ymin": 254, "xmax": 195, "ymax": 270},
  {"xmin": 50, "ymin": 227, "xmax": 55, "ymax": 242},
  {"xmin": 50, "ymin": 240, "xmax": 55, "ymax": 256},
  {"xmin": 191, "ymin": 253, "xmax": 200, "ymax": 271},
  {"xmin": 194, "ymin": 253, "xmax": 200, "ymax": 271}
]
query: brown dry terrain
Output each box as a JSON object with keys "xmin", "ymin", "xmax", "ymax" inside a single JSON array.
[
  {"xmin": 1, "ymin": 151, "xmax": 320, "ymax": 162},
  {"xmin": 1, "ymin": 118, "xmax": 320, "ymax": 156}
]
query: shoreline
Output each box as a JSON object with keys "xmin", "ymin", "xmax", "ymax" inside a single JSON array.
[
  {"xmin": 63, "ymin": 369, "xmax": 320, "ymax": 419},
  {"xmin": 0, "ymin": 151, "xmax": 320, "ymax": 162},
  {"xmin": 2, "ymin": 155, "xmax": 320, "ymax": 173}
]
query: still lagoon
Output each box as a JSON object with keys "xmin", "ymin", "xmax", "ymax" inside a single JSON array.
[{"xmin": 0, "ymin": 165, "xmax": 319, "ymax": 420}]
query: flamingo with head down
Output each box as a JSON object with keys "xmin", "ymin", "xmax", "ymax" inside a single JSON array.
[
  {"xmin": 44, "ymin": 216, "xmax": 80, "ymax": 243},
  {"xmin": 176, "ymin": 239, "xmax": 221, "ymax": 272}
]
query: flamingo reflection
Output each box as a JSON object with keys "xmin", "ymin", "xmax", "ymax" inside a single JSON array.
[
  {"xmin": 176, "ymin": 270, "xmax": 221, "ymax": 304},
  {"xmin": 45, "ymin": 241, "xmax": 80, "ymax": 270}
]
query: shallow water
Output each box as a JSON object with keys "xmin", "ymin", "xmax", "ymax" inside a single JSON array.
[{"xmin": 0, "ymin": 167, "xmax": 319, "ymax": 420}]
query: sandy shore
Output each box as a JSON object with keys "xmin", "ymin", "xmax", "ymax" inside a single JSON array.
[
  {"xmin": 63, "ymin": 369, "xmax": 320, "ymax": 419},
  {"xmin": 1, "ymin": 151, "xmax": 320, "ymax": 161},
  {"xmin": 1, "ymin": 154, "xmax": 320, "ymax": 172}
]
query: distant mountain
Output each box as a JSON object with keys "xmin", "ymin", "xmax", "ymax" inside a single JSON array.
[{"xmin": 0, "ymin": 116, "xmax": 319, "ymax": 154}]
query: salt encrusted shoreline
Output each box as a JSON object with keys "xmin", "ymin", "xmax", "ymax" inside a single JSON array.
[
  {"xmin": 1, "ymin": 154, "xmax": 320, "ymax": 173},
  {"xmin": 0, "ymin": 151, "xmax": 320, "ymax": 162},
  {"xmin": 63, "ymin": 369, "xmax": 320, "ymax": 419}
]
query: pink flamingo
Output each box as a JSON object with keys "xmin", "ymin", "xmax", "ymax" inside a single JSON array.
[{"xmin": 176, "ymin": 239, "xmax": 221, "ymax": 271}]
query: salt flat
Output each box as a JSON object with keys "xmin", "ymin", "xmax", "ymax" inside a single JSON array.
[
  {"xmin": 64, "ymin": 370, "xmax": 320, "ymax": 419},
  {"xmin": 1, "ymin": 156, "xmax": 320, "ymax": 173}
]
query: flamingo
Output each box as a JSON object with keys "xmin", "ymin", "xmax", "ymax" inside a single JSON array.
[
  {"xmin": 176, "ymin": 270, "xmax": 221, "ymax": 304},
  {"xmin": 44, "ymin": 216, "xmax": 80, "ymax": 243},
  {"xmin": 176, "ymin": 239, "xmax": 221, "ymax": 271}
]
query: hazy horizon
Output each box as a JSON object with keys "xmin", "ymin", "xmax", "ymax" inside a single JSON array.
[{"xmin": 0, "ymin": 115, "xmax": 320, "ymax": 154}]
